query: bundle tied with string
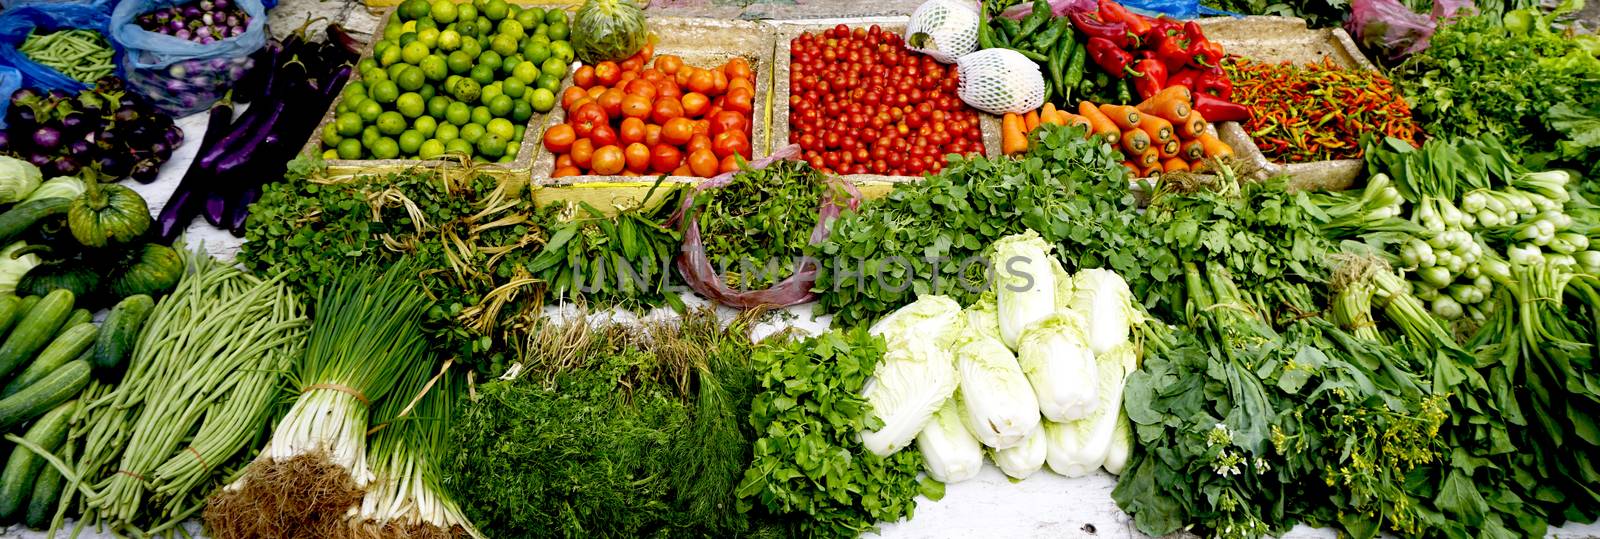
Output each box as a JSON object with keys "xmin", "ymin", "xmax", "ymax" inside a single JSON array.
[
  {"xmin": 205, "ymin": 259, "xmax": 434, "ymax": 539},
  {"xmin": 667, "ymin": 144, "xmax": 863, "ymax": 309}
]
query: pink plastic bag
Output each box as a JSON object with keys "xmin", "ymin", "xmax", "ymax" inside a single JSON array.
[
  {"xmin": 1346, "ymin": 0, "xmax": 1474, "ymax": 61},
  {"xmin": 998, "ymin": 0, "xmax": 1096, "ymax": 19},
  {"xmin": 668, "ymin": 144, "xmax": 864, "ymax": 309}
]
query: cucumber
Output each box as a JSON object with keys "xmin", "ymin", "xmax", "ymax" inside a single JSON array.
[
  {"xmin": 60, "ymin": 308, "xmax": 91, "ymax": 332},
  {"xmin": 1, "ymin": 323, "xmax": 96, "ymax": 398},
  {"xmin": 0, "ymin": 399, "xmax": 73, "ymax": 520},
  {"xmin": 0, "ymin": 289, "xmax": 73, "ymax": 381},
  {"xmin": 0, "ymin": 360, "xmax": 88, "ymax": 431},
  {"xmin": 0, "ymin": 198, "xmax": 71, "ymax": 247},
  {"xmin": 23, "ymin": 454, "xmax": 63, "ymax": 529},
  {"xmin": 14, "ymin": 296, "xmax": 37, "ymax": 321},
  {"xmin": 93, "ymin": 295, "xmax": 153, "ymax": 371},
  {"xmin": 0, "ymin": 296, "xmax": 19, "ymax": 339}
]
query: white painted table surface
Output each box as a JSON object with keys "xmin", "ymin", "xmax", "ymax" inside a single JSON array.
[{"xmin": 8, "ymin": 113, "xmax": 1600, "ymax": 539}]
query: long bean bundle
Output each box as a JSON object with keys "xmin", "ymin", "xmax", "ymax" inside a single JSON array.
[
  {"xmin": 41, "ymin": 253, "xmax": 308, "ymax": 537},
  {"xmin": 205, "ymin": 260, "xmax": 433, "ymax": 539},
  {"xmin": 19, "ymin": 29, "xmax": 116, "ymax": 83}
]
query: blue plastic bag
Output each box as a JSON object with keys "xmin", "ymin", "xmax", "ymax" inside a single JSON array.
[
  {"xmin": 0, "ymin": 66, "xmax": 21, "ymax": 129},
  {"xmin": 0, "ymin": 4, "xmax": 114, "ymax": 94},
  {"xmin": 1, "ymin": 0, "xmax": 120, "ymax": 9},
  {"xmin": 1120, "ymin": 0, "xmax": 1240, "ymax": 18},
  {"xmin": 110, "ymin": 0, "xmax": 267, "ymax": 115}
]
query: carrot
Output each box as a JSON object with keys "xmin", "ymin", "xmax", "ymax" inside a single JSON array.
[
  {"xmin": 1002, "ymin": 113, "xmax": 1029, "ymax": 155},
  {"xmin": 1057, "ymin": 112, "xmax": 1093, "ymax": 131},
  {"xmin": 1024, "ymin": 110, "xmax": 1041, "ymax": 132},
  {"xmin": 1198, "ymin": 133, "xmax": 1234, "ymax": 158},
  {"xmin": 1099, "ymin": 104, "xmax": 1142, "ymax": 131},
  {"xmin": 1180, "ymin": 139, "xmax": 1205, "ymax": 161},
  {"xmin": 1138, "ymin": 163, "xmax": 1161, "ymax": 178},
  {"xmin": 1137, "ymin": 146, "xmax": 1161, "ymax": 168},
  {"xmin": 1120, "ymin": 161, "xmax": 1140, "ymax": 177},
  {"xmin": 1140, "ymin": 97, "xmax": 1191, "ymax": 123},
  {"xmin": 1137, "ymin": 85, "xmax": 1192, "ymax": 114},
  {"xmin": 1041, "ymin": 103, "xmax": 1060, "ymax": 125},
  {"xmin": 1121, "ymin": 128, "xmax": 1152, "ymax": 156},
  {"xmin": 1157, "ymin": 138, "xmax": 1180, "ymax": 159},
  {"xmin": 1162, "ymin": 157, "xmax": 1190, "ymax": 173},
  {"xmin": 1138, "ymin": 115, "xmax": 1175, "ymax": 144},
  {"xmin": 1078, "ymin": 102, "xmax": 1121, "ymax": 143},
  {"xmin": 1176, "ymin": 111, "xmax": 1208, "ymax": 140}
]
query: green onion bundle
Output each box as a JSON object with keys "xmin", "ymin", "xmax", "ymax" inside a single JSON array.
[
  {"xmin": 205, "ymin": 260, "xmax": 432, "ymax": 539},
  {"xmin": 47, "ymin": 253, "xmax": 308, "ymax": 537}
]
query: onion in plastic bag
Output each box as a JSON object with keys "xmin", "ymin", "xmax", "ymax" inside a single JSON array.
[
  {"xmin": 906, "ymin": 0, "xmax": 979, "ymax": 64},
  {"xmin": 956, "ymin": 48, "xmax": 1045, "ymax": 115},
  {"xmin": 572, "ymin": 0, "xmax": 649, "ymax": 64}
]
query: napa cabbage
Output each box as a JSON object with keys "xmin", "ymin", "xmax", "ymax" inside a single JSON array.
[
  {"xmin": 1043, "ymin": 342, "xmax": 1137, "ymax": 477},
  {"xmin": 870, "ymin": 294, "xmax": 965, "ymax": 349},
  {"xmin": 1067, "ymin": 269, "xmax": 1139, "ymax": 355},
  {"xmin": 953, "ymin": 299, "xmax": 1039, "ymax": 449},
  {"xmin": 1015, "ymin": 313, "xmax": 1097, "ymax": 421},
  {"xmin": 992, "ymin": 231, "xmax": 1061, "ymax": 350},
  {"xmin": 993, "ymin": 427, "xmax": 1047, "ymax": 479},
  {"xmin": 861, "ymin": 298, "xmax": 965, "ymax": 457},
  {"xmin": 917, "ymin": 398, "xmax": 984, "ymax": 483}
]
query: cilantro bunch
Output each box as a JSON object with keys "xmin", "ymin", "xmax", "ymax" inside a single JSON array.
[{"xmin": 691, "ymin": 159, "xmax": 836, "ymax": 290}]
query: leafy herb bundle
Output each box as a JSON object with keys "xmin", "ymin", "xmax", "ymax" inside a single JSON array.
[
  {"xmin": 691, "ymin": 160, "xmax": 832, "ymax": 290},
  {"xmin": 813, "ymin": 124, "xmax": 1167, "ymax": 327},
  {"xmin": 530, "ymin": 193, "xmax": 684, "ymax": 310},
  {"xmin": 448, "ymin": 310, "xmax": 776, "ymax": 538},
  {"xmin": 736, "ymin": 327, "xmax": 936, "ymax": 539}
]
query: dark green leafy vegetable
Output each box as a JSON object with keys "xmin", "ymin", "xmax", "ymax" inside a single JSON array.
[{"xmin": 691, "ymin": 160, "xmax": 833, "ymax": 290}]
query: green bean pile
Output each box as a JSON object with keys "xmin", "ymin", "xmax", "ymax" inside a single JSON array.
[{"xmin": 19, "ymin": 29, "xmax": 116, "ymax": 83}]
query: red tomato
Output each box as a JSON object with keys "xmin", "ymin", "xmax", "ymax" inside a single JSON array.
[
  {"xmin": 655, "ymin": 54, "xmax": 684, "ymax": 75},
  {"xmin": 644, "ymin": 124, "xmax": 663, "ymax": 147},
  {"xmin": 649, "ymin": 144, "xmax": 683, "ymax": 173},
  {"xmin": 681, "ymin": 92, "xmax": 710, "ymax": 118},
  {"xmin": 624, "ymin": 79, "xmax": 657, "ymax": 100},
  {"xmin": 597, "ymin": 88, "xmax": 626, "ymax": 118},
  {"xmin": 687, "ymin": 69, "xmax": 715, "ymax": 95},
  {"xmin": 543, "ymin": 124, "xmax": 575, "ymax": 153},
  {"xmin": 590, "ymin": 124, "xmax": 619, "ymax": 148},
  {"xmin": 672, "ymin": 164, "xmax": 692, "ymax": 176},
  {"xmin": 594, "ymin": 61, "xmax": 623, "ymax": 86},
  {"xmin": 619, "ymin": 117, "xmax": 646, "ymax": 145},
  {"xmin": 724, "ymin": 57, "xmax": 754, "ymax": 82},
  {"xmin": 712, "ymin": 130, "xmax": 751, "ymax": 159},
  {"xmin": 687, "ymin": 134, "xmax": 712, "ymax": 155},
  {"xmin": 574, "ymin": 65, "xmax": 597, "ymax": 89},
  {"xmin": 661, "ymin": 117, "xmax": 695, "ymax": 146},
  {"xmin": 650, "ymin": 97, "xmax": 685, "ymax": 124},
  {"xmin": 624, "ymin": 143, "xmax": 651, "ymax": 173},
  {"xmin": 592, "ymin": 145, "xmax": 625, "ymax": 175},
  {"xmin": 688, "ymin": 149, "xmax": 719, "ymax": 177},
  {"xmin": 709, "ymin": 111, "xmax": 746, "ymax": 136},
  {"xmin": 570, "ymin": 103, "xmax": 607, "ymax": 138},
  {"xmin": 561, "ymin": 86, "xmax": 588, "ymax": 110},
  {"xmin": 571, "ymin": 138, "xmax": 595, "ymax": 169},
  {"xmin": 620, "ymin": 94, "xmax": 652, "ymax": 119},
  {"xmin": 653, "ymin": 79, "xmax": 681, "ymax": 100},
  {"xmin": 719, "ymin": 153, "xmax": 741, "ymax": 174},
  {"xmin": 620, "ymin": 56, "xmax": 644, "ymax": 74},
  {"xmin": 552, "ymin": 166, "xmax": 581, "ymax": 178},
  {"xmin": 724, "ymin": 88, "xmax": 754, "ymax": 114}
]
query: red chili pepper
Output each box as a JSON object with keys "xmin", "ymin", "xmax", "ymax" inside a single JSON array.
[
  {"xmin": 1193, "ymin": 92, "xmax": 1251, "ymax": 123},
  {"xmin": 1086, "ymin": 37, "xmax": 1139, "ymax": 78},
  {"xmin": 1196, "ymin": 66, "xmax": 1233, "ymax": 99},
  {"xmin": 1183, "ymin": 22, "xmax": 1224, "ymax": 68},
  {"xmin": 1069, "ymin": 10, "xmax": 1131, "ymax": 48},
  {"xmin": 1132, "ymin": 59, "xmax": 1167, "ymax": 100},
  {"xmin": 1097, "ymin": 0, "xmax": 1152, "ymax": 43},
  {"xmin": 1167, "ymin": 67, "xmax": 1201, "ymax": 92}
]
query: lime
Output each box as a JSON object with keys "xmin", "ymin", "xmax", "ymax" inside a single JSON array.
[
  {"xmin": 458, "ymin": 3, "xmax": 478, "ymax": 22},
  {"xmin": 445, "ymin": 138, "xmax": 475, "ymax": 157},
  {"xmin": 445, "ymin": 101, "xmax": 472, "ymax": 126},
  {"xmin": 420, "ymin": 54, "xmax": 448, "ymax": 81},
  {"xmin": 457, "ymin": 19, "xmax": 479, "ymax": 37},
  {"xmin": 362, "ymin": 125, "xmax": 382, "ymax": 148},
  {"xmin": 477, "ymin": 50, "xmax": 503, "ymax": 73},
  {"xmin": 437, "ymin": 28, "xmax": 462, "ymax": 51},
  {"xmin": 470, "ymin": 106, "xmax": 493, "ymax": 126},
  {"xmin": 487, "ymin": 35, "xmax": 516, "ymax": 58},
  {"xmin": 397, "ymin": 66, "xmax": 426, "ymax": 91},
  {"xmin": 534, "ymin": 73, "xmax": 561, "ymax": 93},
  {"xmin": 451, "ymin": 78, "xmax": 482, "ymax": 102},
  {"xmin": 425, "ymin": 95, "xmax": 451, "ymax": 118},
  {"xmin": 342, "ymin": 81, "xmax": 368, "ymax": 102},
  {"xmin": 477, "ymin": 133, "xmax": 508, "ymax": 158},
  {"xmin": 470, "ymin": 64, "xmax": 496, "ymax": 85},
  {"xmin": 322, "ymin": 123, "xmax": 344, "ymax": 146},
  {"xmin": 416, "ymin": 27, "xmax": 440, "ymax": 48},
  {"xmin": 446, "ymin": 50, "xmax": 474, "ymax": 74},
  {"xmin": 398, "ymin": 32, "xmax": 418, "ymax": 47},
  {"xmin": 459, "ymin": 36, "xmax": 482, "ymax": 58},
  {"xmin": 544, "ymin": 8, "xmax": 566, "ymax": 25},
  {"xmin": 399, "ymin": 130, "xmax": 425, "ymax": 154},
  {"xmin": 501, "ymin": 77, "xmax": 527, "ymax": 99},
  {"xmin": 429, "ymin": 0, "xmax": 458, "ymax": 23},
  {"xmin": 511, "ymin": 99, "xmax": 533, "ymax": 122},
  {"xmin": 511, "ymin": 61, "xmax": 540, "ymax": 85},
  {"xmin": 400, "ymin": 0, "xmax": 429, "ymax": 20},
  {"xmin": 336, "ymin": 101, "xmax": 351, "ymax": 114},
  {"xmin": 414, "ymin": 115, "xmax": 439, "ymax": 138},
  {"xmin": 357, "ymin": 57, "xmax": 380, "ymax": 74},
  {"xmin": 416, "ymin": 17, "xmax": 437, "ymax": 31},
  {"xmin": 446, "ymin": 74, "xmax": 463, "ymax": 88},
  {"xmin": 323, "ymin": 149, "xmax": 340, "ymax": 160},
  {"xmin": 379, "ymin": 44, "xmax": 403, "ymax": 66},
  {"xmin": 514, "ymin": 124, "xmax": 525, "ymax": 140},
  {"xmin": 517, "ymin": 8, "xmax": 541, "ymax": 29},
  {"xmin": 539, "ymin": 59, "xmax": 566, "ymax": 82},
  {"xmin": 371, "ymin": 137, "xmax": 401, "ymax": 159},
  {"xmin": 372, "ymin": 80, "xmax": 400, "ymax": 104},
  {"xmin": 334, "ymin": 112, "xmax": 363, "ymax": 137},
  {"xmin": 418, "ymin": 84, "xmax": 436, "ymax": 101},
  {"xmin": 419, "ymin": 139, "xmax": 446, "ymax": 159},
  {"xmin": 401, "ymin": 41, "xmax": 430, "ymax": 65},
  {"xmin": 501, "ymin": 54, "xmax": 522, "ymax": 75},
  {"xmin": 357, "ymin": 100, "xmax": 384, "ymax": 123},
  {"xmin": 547, "ymin": 22, "xmax": 569, "ymax": 41},
  {"xmin": 363, "ymin": 68, "xmax": 388, "ymax": 83},
  {"xmin": 402, "ymin": 20, "xmax": 418, "ymax": 33},
  {"xmin": 427, "ymin": 96, "xmax": 451, "ymax": 118},
  {"xmin": 481, "ymin": 84, "xmax": 503, "ymax": 106},
  {"xmin": 337, "ymin": 139, "xmax": 363, "ymax": 160},
  {"xmin": 383, "ymin": 19, "xmax": 403, "ymax": 40},
  {"xmin": 529, "ymin": 87, "xmax": 557, "ymax": 112},
  {"xmin": 486, "ymin": 118, "xmax": 515, "ymax": 141},
  {"xmin": 377, "ymin": 111, "xmax": 408, "ymax": 136},
  {"xmin": 499, "ymin": 19, "xmax": 525, "ymax": 39},
  {"xmin": 397, "ymin": 92, "xmax": 426, "ymax": 118},
  {"xmin": 483, "ymin": 0, "xmax": 508, "ymax": 21},
  {"xmin": 550, "ymin": 41, "xmax": 574, "ymax": 63},
  {"xmin": 386, "ymin": 61, "xmax": 409, "ymax": 82},
  {"xmin": 436, "ymin": 122, "xmax": 460, "ymax": 142},
  {"xmin": 488, "ymin": 94, "xmax": 514, "ymax": 117},
  {"xmin": 533, "ymin": 23, "xmax": 549, "ymax": 38},
  {"xmin": 461, "ymin": 123, "xmax": 487, "ymax": 144},
  {"xmin": 521, "ymin": 42, "xmax": 550, "ymax": 66}
]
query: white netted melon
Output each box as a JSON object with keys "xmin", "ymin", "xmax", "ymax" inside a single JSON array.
[
  {"xmin": 906, "ymin": 0, "xmax": 980, "ymax": 63},
  {"xmin": 956, "ymin": 48, "xmax": 1045, "ymax": 114}
]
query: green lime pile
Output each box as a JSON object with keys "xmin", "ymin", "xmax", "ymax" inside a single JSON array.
[{"xmin": 320, "ymin": 0, "xmax": 572, "ymax": 163}]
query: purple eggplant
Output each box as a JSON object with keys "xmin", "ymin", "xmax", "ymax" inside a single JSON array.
[
  {"xmin": 27, "ymin": 154, "xmax": 50, "ymax": 169},
  {"xmin": 130, "ymin": 159, "xmax": 161, "ymax": 184},
  {"xmin": 202, "ymin": 191, "xmax": 227, "ymax": 227},
  {"xmin": 32, "ymin": 128, "xmax": 62, "ymax": 151},
  {"xmin": 228, "ymin": 185, "xmax": 260, "ymax": 236}
]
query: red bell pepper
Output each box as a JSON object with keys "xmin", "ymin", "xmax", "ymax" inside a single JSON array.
[
  {"xmin": 1097, "ymin": 0, "xmax": 1153, "ymax": 43},
  {"xmin": 1087, "ymin": 36, "xmax": 1139, "ymax": 78},
  {"xmin": 1132, "ymin": 59, "xmax": 1167, "ymax": 101},
  {"xmin": 1193, "ymin": 92, "xmax": 1251, "ymax": 123},
  {"xmin": 1153, "ymin": 29, "xmax": 1192, "ymax": 69},
  {"xmin": 1183, "ymin": 22, "xmax": 1225, "ymax": 67},
  {"xmin": 1167, "ymin": 68, "xmax": 1201, "ymax": 92},
  {"xmin": 1068, "ymin": 10, "xmax": 1130, "ymax": 48},
  {"xmin": 1196, "ymin": 66, "xmax": 1233, "ymax": 99}
]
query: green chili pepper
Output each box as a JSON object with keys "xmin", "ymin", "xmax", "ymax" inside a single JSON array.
[
  {"xmin": 1030, "ymin": 20, "xmax": 1064, "ymax": 53},
  {"xmin": 998, "ymin": 18, "xmax": 1022, "ymax": 46},
  {"xmin": 1014, "ymin": 48, "xmax": 1050, "ymax": 62},
  {"xmin": 1060, "ymin": 39, "xmax": 1084, "ymax": 104},
  {"xmin": 978, "ymin": 17, "xmax": 996, "ymax": 50}
]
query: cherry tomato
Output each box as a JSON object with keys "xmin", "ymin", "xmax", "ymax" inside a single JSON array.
[
  {"xmin": 592, "ymin": 145, "xmax": 625, "ymax": 175},
  {"xmin": 543, "ymin": 124, "xmax": 576, "ymax": 153},
  {"xmin": 650, "ymin": 144, "xmax": 683, "ymax": 173}
]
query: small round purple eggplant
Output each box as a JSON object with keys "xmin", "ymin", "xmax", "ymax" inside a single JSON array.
[
  {"xmin": 51, "ymin": 158, "xmax": 80, "ymax": 177},
  {"xmin": 59, "ymin": 113, "xmax": 86, "ymax": 133},
  {"xmin": 66, "ymin": 139, "xmax": 92, "ymax": 156},
  {"xmin": 130, "ymin": 159, "xmax": 161, "ymax": 183},
  {"xmin": 26, "ymin": 154, "xmax": 50, "ymax": 169},
  {"xmin": 31, "ymin": 127, "xmax": 62, "ymax": 151}
]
